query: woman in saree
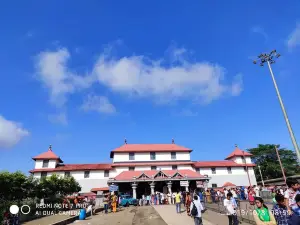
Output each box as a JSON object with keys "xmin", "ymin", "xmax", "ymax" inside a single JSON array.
[
  {"xmin": 112, "ymin": 194, "xmax": 117, "ymax": 213},
  {"xmin": 185, "ymin": 192, "xmax": 192, "ymax": 215}
]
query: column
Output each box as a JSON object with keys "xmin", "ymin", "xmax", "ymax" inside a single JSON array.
[
  {"xmin": 132, "ymin": 183, "xmax": 137, "ymax": 199},
  {"xmin": 185, "ymin": 181, "xmax": 189, "ymax": 192},
  {"xmin": 167, "ymin": 181, "xmax": 172, "ymax": 194},
  {"xmin": 150, "ymin": 182, "xmax": 155, "ymax": 195}
]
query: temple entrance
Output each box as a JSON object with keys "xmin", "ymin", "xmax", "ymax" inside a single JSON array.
[
  {"xmin": 136, "ymin": 182, "xmax": 151, "ymax": 198},
  {"xmin": 154, "ymin": 181, "xmax": 167, "ymax": 193}
]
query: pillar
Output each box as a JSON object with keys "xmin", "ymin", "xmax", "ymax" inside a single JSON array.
[
  {"xmin": 150, "ymin": 182, "xmax": 155, "ymax": 195},
  {"xmin": 132, "ymin": 183, "xmax": 137, "ymax": 199},
  {"xmin": 167, "ymin": 181, "xmax": 172, "ymax": 194},
  {"xmin": 185, "ymin": 181, "xmax": 189, "ymax": 192}
]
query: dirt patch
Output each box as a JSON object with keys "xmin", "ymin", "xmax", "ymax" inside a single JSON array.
[{"xmin": 132, "ymin": 206, "xmax": 168, "ymax": 225}]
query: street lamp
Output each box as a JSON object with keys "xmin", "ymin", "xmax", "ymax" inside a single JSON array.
[{"xmin": 253, "ymin": 50, "xmax": 300, "ymax": 165}]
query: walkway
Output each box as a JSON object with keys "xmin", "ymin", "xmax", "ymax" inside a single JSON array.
[
  {"xmin": 153, "ymin": 205, "xmax": 252, "ymax": 225},
  {"xmin": 153, "ymin": 205, "xmax": 213, "ymax": 225},
  {"xmin": 71, "ymin": 206, "xmax": 167, "ymax": 225}
]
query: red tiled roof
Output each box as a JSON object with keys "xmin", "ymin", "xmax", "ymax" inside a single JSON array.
[
  {"xmin": 111, "ymin": 161, "xmax": 194, "ymax": 167},
  {"xmin": 193, "ymin": 161, "xmax": 255, "ymax": 167},
  {"xmin": 91, "ymin": 187, "xmax": 109, "ymax": 192},
  {"xmin": 29, "ymin": 163, "xmax": 112, "ymax": 173},
  {"xmin": 110, "ymin": 144, "xmax": 191, "ymax": 156},
  {"xmin": 33, "ymin": 149, "xmax": 63, "ymax": 163},
  {"xmin": 114, "ymin": 169, "xmax": 204, "ymax": 181},
  {"xmin": 225, "ymin": 146, "xmax": 252, "ymax": 160},
  {"xmin": 223, "ymin": 182, "xmax": 236, "ymax": 187}
]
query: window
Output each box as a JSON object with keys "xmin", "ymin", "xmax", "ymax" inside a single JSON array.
[
  {"xmin": 151, "ymin": 166, "xmax": 157, "ymax": 170},
  {"xmin": 129, "ymin": 167, "xmax": 135, "ymax": 171},
  {"xmin": 84, "ymin": 171, "xmax": 90, "ymax": 178},
  {"xmin": 65, "ymin": 171, "xmax": 70, "ymax": 177},
  {"xmin": 129, "ymin": 152, "xmax": 135, "ymax": 160},
  {"xmin": 196, "ymin": 168, "xmax": 200, "ymax": 173},
  {"xmin": 211, "ymin": 168, "xmax": 216, "ymax": 174},
  {"xmin": 150, "ymin": 152, "xmax": 156, "ymax": 160},
  {"xmin": 104, "ymin": 170, "xmax": 109, "ymax": 177},
  {"xmin": 172, "ymin": 165, "xmax": 178, "ymax": 170},
  {"xmin": 171, "ymin": 152, "xmax": 176, "ymax": 160},
  {"xmin": 242, "ymin": 156, "xmax": 246, "ymax": 164},
  {"xmin": 41, "ymin": 172, "xmax": 47, "ymax": 178},
  {"xmin": 227, "ymin": 167, "xmax": 232, "ymax": 174},
  {"xmin": 212, "ymin": 184, "xmax": 217, "ymax": 188},
  {"xmin": 42, "ymin": 160, "xmax": 49, "ymax": 168}
]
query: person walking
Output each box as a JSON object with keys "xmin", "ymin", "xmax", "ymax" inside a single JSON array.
[
  {"xmin": 272, "ymin": 194, "xmax": 289, "ymax": 225},
  {"xmin": 224, "ymin": 192, "xmax": 238, "ymax": 225},
  {"xmin": 112, "ymin": 194, "xmax": 117, "ymax": 213},
  {"xmin": 190, "ymin": 195, "xmax": 204, "ymax": 225},
  {"xmin": 175, "ymin": 191, "xmax": 181, "ymax": 213},
  {"xmin": 103, "ymin": 194, "xmax": 108, "ymax": 214},
  {"xmin": 186, "ymin": 192, "xmax": 192, "ymax": 215}
]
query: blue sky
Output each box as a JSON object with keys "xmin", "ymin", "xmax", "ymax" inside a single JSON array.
[{"xmin": 1, "ymin": 0, "xmax": 300, "ymax": 173}]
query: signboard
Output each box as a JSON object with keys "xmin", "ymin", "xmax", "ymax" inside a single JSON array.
[
  {"xmin": 180, "ymin": 181, "xmax": 189, "ymax": 187},
  {"xmin": 109, "ymin": 185, "xmax": 119, "ymax": 192}
]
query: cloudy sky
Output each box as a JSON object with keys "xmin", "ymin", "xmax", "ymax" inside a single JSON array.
[{"xmin": 1, "ymin": 0, "xmax": 300, "ymax": 172}]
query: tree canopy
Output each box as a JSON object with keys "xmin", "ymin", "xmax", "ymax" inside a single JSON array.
[
  {"xmin": 248, "ymin": 144, "xmax": 300, "ymax": 181},
  {"xmin": 0, "ymin": 171, "xmax": 81, "ymax": 203}
]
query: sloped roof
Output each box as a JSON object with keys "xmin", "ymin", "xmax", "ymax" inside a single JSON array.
[
  {"xmin": 223, "ymin": 182, "xmax": 236, "ymax": 187},
  {"xmin": 91, "ymin": 187, "xmax": 109, "ymax": 192},
  {"xmin": 193, "ymin": 161, "xmax": 255, "ymax": 167},
  {"xmin": 225, "ymin": 146, "xmax": 252, "ymax": 160},
  {"xmin": 114, "ymin": 169, "xmax": 203, "ymax": 181},
  {"xmin": 32, "ymin": 148, "xmax": 63, "ymax": 163},
  {"xmin": 110, "ymin": 143, "xmax": 191, "ymax": 155},
  {"xmin": 29, "ymin": 163, "xmax": 112, "ymax": 173}
]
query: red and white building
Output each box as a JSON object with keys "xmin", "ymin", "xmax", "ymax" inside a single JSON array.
[{"xmin": 30, "ymin": 141, "xmax": 257, "ymax": 197}]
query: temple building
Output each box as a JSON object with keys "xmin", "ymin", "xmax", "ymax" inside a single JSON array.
[{"xmin": 29, "ymin": 140, "xmax": 257, "ymax": 197}]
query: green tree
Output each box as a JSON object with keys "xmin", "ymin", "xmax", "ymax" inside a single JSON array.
[
  {"xmin": 248, "ymin": 144, "xmax": 300, "ymax": 180},
  {"xmin": 35, "ymin": 174, "xmax": 81, "ymax": 199}
]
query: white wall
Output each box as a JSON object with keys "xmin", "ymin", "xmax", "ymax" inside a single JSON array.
[
  {"xmin": 194, "ymin": 167, "xmax": 257, "ymax": 187},
  {"xmin": 113, "ymin": 152, "xmax": 190, "ymax": 162},
  {"xmin": 35, "ymin": 159, "xmax": 58, "ymax": 169},
  {"xmin": 233, "ymin": 156, "xmax": 252, "ymax": 164}
]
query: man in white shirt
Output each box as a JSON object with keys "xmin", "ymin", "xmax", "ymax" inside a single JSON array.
[
  {"xmin": 284, "ymin": 179, "xmax": 300, "ymax": 214},
  {"xmin": 190, "ymin": 195, "xmax": 204, "ymax": 225},
  {"xmin": 253, "ymin": 185, "xmax": 260, "ymax": 197},
  {"xmin": 224, "ymin": 192, "xmax": 238, "ymax": 225}
]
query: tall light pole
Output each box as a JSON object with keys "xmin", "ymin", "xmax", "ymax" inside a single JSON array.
[
  {"xmin": 274, "ymin": 145, "xmax": 287, "ymax": 186},
  {"xmin": 257, "ymin": 165, "xmax": 265, "ymax": 187},
  {"xmin": 253, "ymin": 50, "xmax": 300, "ymax": 165}
]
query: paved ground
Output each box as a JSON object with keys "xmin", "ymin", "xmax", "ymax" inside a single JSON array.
[
  {"xmin": 154, "ymin": 205, "xmax": 252, "ymax": 225},
  {"xmin": 22, "ymin": 210, "xmax": 79, "ymax": 225},
  {"xmin": 72, "ymin": 206, "xmax": 167, "ymax": 225}
]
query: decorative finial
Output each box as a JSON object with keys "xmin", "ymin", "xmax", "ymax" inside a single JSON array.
[
  {"xmin": 172, "ymin": 138, "xmax": 175, "ymax": 144},
  {"xmin": 234, "ymin": 144, "xmax": 238, "ymax": 148},
  {"xmin": 49, "ymin": 144, "xmax": 52, "ymax": 151},
  {"xmin": 124, "ymin": 138, "xmax": 127, "ymax": 144}
]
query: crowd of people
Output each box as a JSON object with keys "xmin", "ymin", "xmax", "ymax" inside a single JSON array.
[{"xmin": 222, "ymin": 179, "xmax": 300, "ymax": 225}]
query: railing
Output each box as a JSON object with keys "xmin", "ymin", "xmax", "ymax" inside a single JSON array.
[{"xmin": 202, "ymin": 196, "xmax": 272, "ymax": 224}]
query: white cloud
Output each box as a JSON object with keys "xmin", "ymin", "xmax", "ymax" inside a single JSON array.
[
  {"xmin": 81, "ymin": 95, "xmax": 116, "ymax": 114},
  {"xmin": 35, "ymin": 46, "xmax": 243, "ymax": 108},
  {"xmin": 0, "ymin": 115, "xmax": 30, "ymax": 149},
  {"xmin": 251, "ymin": 26, "xmax": 268, "ymax": 41},
  {"xmin": 287, "ymin": 24, "xmax": 300, "ymax": 50},
  {"xmin": 48, "ymin": 112, "xmax": 68, "ymax": 125},
  {"xmin": 35, "ymin": 48, "xmax": 94, "ymax": 107},
  {"xmin": 94, "ymin": 53, "xmax": 243, "ymax": 104}
]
